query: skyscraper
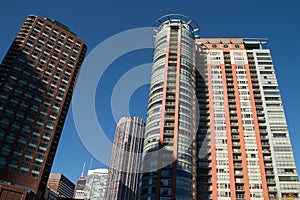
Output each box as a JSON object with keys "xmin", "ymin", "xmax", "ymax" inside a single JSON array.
[
  {"xmin": 73, "ymin": 177, "xmax": 86, "ymax": 199},
  {"xmin": 105, "ymin": 117, "xmax": 145, "ymax": 200},
  {"xmin": 195, "ymin": 38, "xmax": 300, "ymax": 199},
  {"xmin": 47, "ymin": 173, "xmax": 75, "ymax": 198},
  {"xmin": 74, "ymin": 162, "xmax": 87, "ymax": 199},
  {"xmin": 139, "ymin": 14, "xmax": 199, "ymax": 200},
  {"xmin": 84, "ymin": 168, "xmax": 108, "ymax": 200},
  {"xmin": 0, "ymin": 15, "xmax": 87, "ymax": 198},
  {"xmin": 139, "ymin": 14, "xmax": 300, "ymax": 200}
]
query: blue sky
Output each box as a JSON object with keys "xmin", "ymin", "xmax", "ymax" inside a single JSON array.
[{"xmin": 1, "ymin": 0, "xmax": 300, "ymax": 184}]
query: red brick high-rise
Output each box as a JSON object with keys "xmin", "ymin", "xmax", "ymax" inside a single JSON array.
[{"xmin": 0, "ymin": 15, "xmax": 86, "ymax": 199}]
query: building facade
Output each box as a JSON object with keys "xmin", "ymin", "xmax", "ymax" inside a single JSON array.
[
  {"xmin": 139, "ymin": 14, "xmax": 199, "ymax": 200},
  {"xmin": 0, "ymin": 15, "xmax": 87, "ymax": 198},
  {"xmin": 47, "ymin": 174, "xmax": 75, "ymax": 199},
  {"xmin": 84, "ymin": 168, "xmax": 108, "ymax": 200},
  {"xmin": 105, "ymin": 117, "xmax": 145, "ymax": 200},
  {"xmin": 73, "ymin": 177, "xmax": 86, "ymax": 199},
  {"xmin": 44, "ymin": 186, "xmax": 58, "ymax": 200},
  {"xmin": 0, "ymin": 183, "xmax": 35, "ymax": 200},
  {"xmin": 139, "ymin": 14, "xmax": 300, "ymax": 200},
  {"xmin": 194, "ymin": 38, "xmax": 300, "ymax": 199}
]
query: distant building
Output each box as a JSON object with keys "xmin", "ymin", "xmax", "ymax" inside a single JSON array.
[
  {"xmin": 84, "ymin": 168, "xmax": 108, "ymax": 200},
  {"xmin": 73, "ymin": 177, "xmax": 86, "ymax": 199},
  {"xmin": 105, "ymin": 117, "xmax": 145, "ymax": 200},
  {"xmin": 44, "ymin": 186, "xmax": 58, "ymax": 200},
  {"xmin": 0, "ymin": 15, "xmax": 87, "ymax": 199},
  {"xmin": 47, "ymin": 174, "xmax": 75, "ymax": 198}
]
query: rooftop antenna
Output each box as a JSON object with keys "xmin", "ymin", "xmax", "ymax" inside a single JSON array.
[{"xmin": 81, "ymin": 161, "xmax": 86, "ymax": 177}]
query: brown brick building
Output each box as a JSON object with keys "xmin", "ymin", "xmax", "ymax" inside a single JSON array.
[
  {"xmin": 47, "ymin": 174, "xmax": 74, "ymax": 198},
  {"xmin": 0, "ymin": 15, "xmax": 87, "ymax": 199}
]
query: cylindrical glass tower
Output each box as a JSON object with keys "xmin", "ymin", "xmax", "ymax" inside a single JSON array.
[{"xmin": 139, "ymin": 14, "xmax": 200, "ymax": 200}]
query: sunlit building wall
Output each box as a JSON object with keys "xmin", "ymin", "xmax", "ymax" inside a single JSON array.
[
  {"xmin": 139, "ymin": 14, "xmax": 300, "ymax": 200},
  {"xmin": 84, "ymin": 168, "xmax": 108, "ymax": 200}
]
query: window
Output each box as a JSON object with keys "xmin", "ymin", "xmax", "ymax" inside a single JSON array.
[
  {"xmin": 160, "ymin": 188, "xmax": 172, "ymax": 196},
  {"xmin": 273, "ymin": 133, "xmax": 287, "ymax": 137},
  {"xmin": 31, "ymin": 172, "xmax": 39, "ymax": 178}
]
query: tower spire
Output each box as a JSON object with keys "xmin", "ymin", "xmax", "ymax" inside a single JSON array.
[
  {"xmin": 81, "ymin": 161, "xmax": 86, "ymax": 177},
  {"xmin": 89, "ymin": 157, "xmax": 93, "ymax": 171}
]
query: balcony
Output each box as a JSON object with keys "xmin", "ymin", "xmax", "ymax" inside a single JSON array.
[
  {"xmin": 232, "ymin": 135, "xmax": 239, "ymax": 139},
  {"xmin": 268, "ymin": 186, "xmax": 277, "ymax": 192},
  {"xmin": 266, "ymin": 170, "xmax": 274, "ymax": 175},
  {"xmin": 232, "ymin": 142, "xmax": 241, "ymax": 147},
  {"xmin": 164, "ymin": 123, "xmax": 174, "ymax": 127},
  {"xmin": 230, "ymin": 117, "xmax": 238, "ymax": 121},
  {"xmin": 230, "ymin": 123, "xmax": 238, "ymax": 127},
  {"xmin": 229, "ymin": 105, "xmax": 237, "ymax": 109},
  {"xmin": 231, "ymin": 129, "xmax": 239, "ymax": 133},
  {"xmin": 165, "ymin": 115, "xmax": 174, "ymax": 119},
  {"xmin": 262, "ymin": 142, "xmax": 270, "ymax": 146},
  {"xmin": 256, "ymin": 106, "xmax": 263, "ymax": 111},
  {"xmin": 228, "ymin": 94, "xmax": 235, "ymax": 99},
  {"xmin": 264, "ymin": 156, "xmax": 272, "ymax": 161},
  {"xmin": 260, "ymin": 129, "xmax": 267, "ymax": 134},
  {"xmin": 235, "ymin": 178, "xmax": 244, "ymax": 183},
  {"xmin": 227, "ymin": 78, "xmax": 234, "ymax": 82},
  {"xmin": 260, "ymin": 135, "xmax": 269, "ymax": 140},
  {"xmin": 250, "ymin": 73, "xmax": 258, "ymax": 77},
  {"xmin": 200, "ymin": 116, "xmax": 210, "ymax": 122},
  {"xmin": 166, "ymin": 108, "xmax": 175, "ymax": 113},
  {"xmin": 234, "ymin": 162, "xmax": 242, "ymax": 167},
  {"xmin": 166, "ymin": 88, "xmax": 176, "ymax": 93},
  {"xmin": 265, "ymin": 163, "xmax": 273, "ymax": 168},
  {"xmin": 267, "ymin": 179, "xmax": 276, "ymax": 184},
  {"xmin": 235, "ymin": 170, "xmax": 243, "ymax": 175},
  {"xmin": 166, "ymin": 95, "xmax": 175, "ymax": 99},
  {"xmin": 165, "ymin": 102, "xmax": 175, "ymax": 106},
  {"xmin": 164, "ymin": 131, "xmax": 174, "ymax": 136},
  {"xmin": 236, "ymin": 185, "xmax": 244, "ymax": 191}
]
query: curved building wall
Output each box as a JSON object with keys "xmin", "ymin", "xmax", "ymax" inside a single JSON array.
[{"xmin": 140, "ymin": 15, "xmax": 198, "ymax": 200}]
